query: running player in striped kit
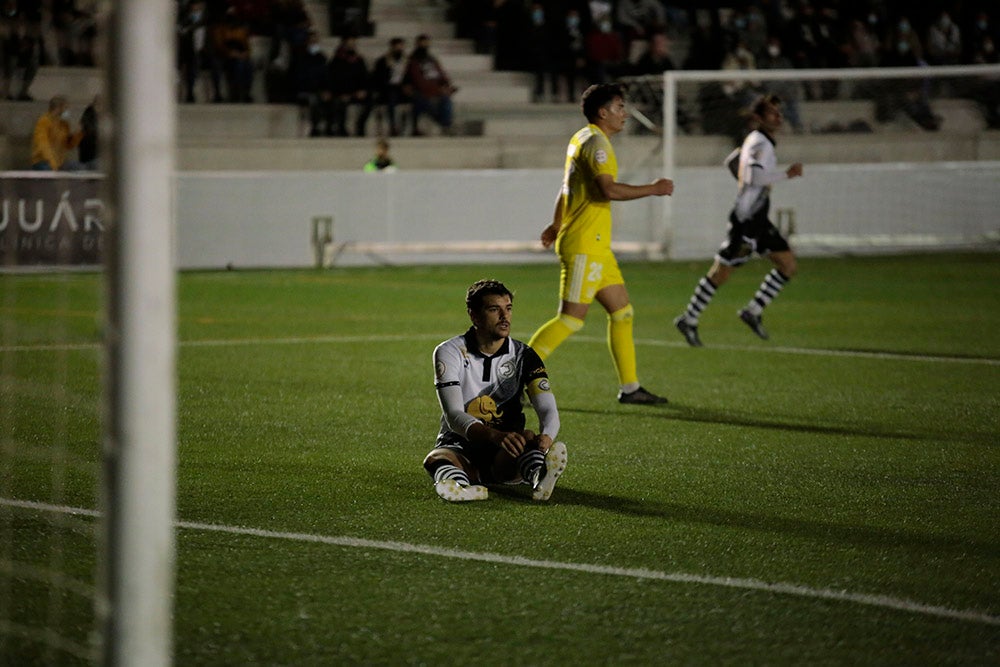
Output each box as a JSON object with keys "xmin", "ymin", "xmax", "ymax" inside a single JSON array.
[{"xmin": 674, "ymin": 93, "xmax": 803, "ymax": 347}]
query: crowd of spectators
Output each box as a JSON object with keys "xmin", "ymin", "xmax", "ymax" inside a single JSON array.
[
  {"xmin": 453, "ymin": 1, "xmax": 1000, "ymax": 129},
  {"xmin": 174, "ymin": 0, "xmax": 457, "ymax": 136},
  {"xmin": 4, "ymin": 1, "xmax": 998, "ymax": 135}
]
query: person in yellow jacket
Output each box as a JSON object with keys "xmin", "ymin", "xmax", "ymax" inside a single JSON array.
[{"xmin": 31, "ymin": 95, "xmax": 84, "ymax": 171}]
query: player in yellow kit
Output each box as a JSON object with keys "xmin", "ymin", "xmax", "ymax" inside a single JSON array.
[{"xmin": 529, "ymin": 82, "xmax": 674, "ymax": 405}]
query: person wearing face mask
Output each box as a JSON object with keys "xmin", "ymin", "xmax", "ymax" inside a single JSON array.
[
  {"xmin": 289, "ymin": 31, "xmax": 333, "ymax": 136},
  {"xmin": 554, "ymin": 8, "xmax": 587, "ymax": 103},
  {"xmin": 926, "ymin": 11, "xmax": 962, "ymax": 66},
  {"xmin": 526, "ymin": 2, "xmax": 559, "ymax": 103},
  {"xmin": 30, "ymin": 95, "xmax": 83, "ymax": 170},
  {"xmin": 877, "ymin": 16, "xmax": 940, "ymax": 131},
  {"xmin": 756, "ymin": 36, "xmax": 803, "ymax": 133},
  {"xmin": 370, "ymin": 36, "xmax": 409, "ymax": 136},
  {"xmin": 584, "ymin": 8, "xmax": 624, "ymax": 84}
]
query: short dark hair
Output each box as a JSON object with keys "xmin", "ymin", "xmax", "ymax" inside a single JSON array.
[
  {"xmin": 748, "ymin": 93, "xmax": 783, "ymax": 118},
  {"xmin": 466, "ymin": 279, "xmax": 513, "ymax": 313},
  {"xmin": 581, "ymin": 83, "xmax": 627, "ymax": 122}
]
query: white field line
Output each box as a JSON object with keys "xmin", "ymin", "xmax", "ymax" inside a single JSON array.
[
  {"xmin": 3, "ymin": 497, "xmax": 998, "ymax": 628},
  {"xmin": 2, "ymin": 333, "xmax": 999, "ymax": 366}
]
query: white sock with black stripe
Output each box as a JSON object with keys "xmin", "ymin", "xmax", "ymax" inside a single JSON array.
[
  {"xmin": 517, "ymin": 449, "xmax": 546, "ymax": 484},
  {"xmin": 747, "ymin": 269, "xmax": 789, "ymax": 316},
  {"xmin": 432, "ymin": 464, "xmax": 471, "ymax": 487},
  {"xmin": 683, "ymin": 276, "xmax": 717, "ymax": 324}
]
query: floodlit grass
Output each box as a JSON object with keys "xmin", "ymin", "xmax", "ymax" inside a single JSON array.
[{"xmin": 2, "ymin": 253, "xmax": 999, "ymax": 665}]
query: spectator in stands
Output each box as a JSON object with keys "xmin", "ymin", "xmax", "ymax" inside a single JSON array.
[
  {"xmin": 526, "ymin": 2, "xmax": 558, "ymax": 103},
  {"xmin": 213, "ymin": 5, "xmax": 255, "ymax": 102},
  {"xmin": 630, "ymin": 30, "xmax": 676, "ymax": 76},
  {"xmin": 629, "ymin": 31, "xmax": 689, "ymax": 134},
  {"xmin": 290, "ymin": 30, "xmax": 332, "ymax": 136},
  {"xmin": 177, "ymin": 0, "xmax": 223, "ymax": 103},
  {"xmin": 406, "ymin": 34, "xmax": 456, "ymax": 136},
  {"xmin": 719, "ymin": 37, "xmax": 759, "ymax": 139},
  {"xmin": 264, "ymin": 0, "xmax": 312, "ymax": 102},
  {"xmin": 615, "ymin": 0, "xmax": 666, "ymax": 61},
  {"xmin": 492, "ymin": 0, "xmax": 525, "ymax": 71},
  {"xmin": 756, "ymin": 35, "xmax": 803, "ymax": 133},
  {"xmin": 78, "ymin": 94, "xmax": 99, "ymax": 170},
  {"xmin": 51, "ymin": 0, "xmax": 97, "ymax": 66},
  {"xmin": 1, "ymin": 0, "xmax": 40, "ymax": 100},
  {"xmin": 926, "ymin": 10, "xmax": 962, "ymax": 66},
  {"xmin": 584, "ymin": 4, "xmax": 624, "ymax": 84},
  {"xmin": 30, "ymin": 94, "xmax": 83, "ymax": 170},
  {"xmin": 843, "ymin": 17, "xmax": 881, "ymax": 69},
  {"xmin": 967, "ymin": 11, "xmax": 998, "ymax": 65},
  {"xmin": 553, "ymin": 6, "xmax": 587, "ymax": 103},
  {"xmin": 782, "ymin": 1, "xmax": 840, "ymax": 99},
  {"xmin": 878, "ymin": 15, "xmax": 940, "ymax": 131},
  {"xmin": 966, "ymin": 13, "xmax": 1000, "ymax": 128},
  {"xmin": 683, "ymin": 11, "xmax": 724, "ymax": 70},
  {"xmin": 370, "ymin": 36, "xmax": 408, "ymax": 136},
  {"xmin": 328, "ymin": 35, "xmax": 372, "ymax": 136},
  {"xmin": 363, "ymin": 138, "xmax": 396, "ymax": 172}
]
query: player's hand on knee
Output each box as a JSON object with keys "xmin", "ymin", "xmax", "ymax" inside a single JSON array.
[{"xmin": 494, "ymin": 430, "xmax": 526, "ymax": 457}]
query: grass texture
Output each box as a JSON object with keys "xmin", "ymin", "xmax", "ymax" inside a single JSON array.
[{"xmin": 1, "ymin": 252, "xmax": 998, "ymax": 665}]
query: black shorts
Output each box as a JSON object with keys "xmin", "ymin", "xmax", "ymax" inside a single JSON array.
[
  {"xmin": 437, "ymin": 439, "xmax": 501, "ymax": 484},
  {"xmin": 715, "ymin": 205, "xmax": 790, "ymax": 267}
]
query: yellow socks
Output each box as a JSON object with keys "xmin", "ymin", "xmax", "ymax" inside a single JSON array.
[
  {"xmin": 529, "ymin": 313, "xmax": 584, "ymax": 360},
  {"xmin": 608, "ymin": 304, "xmax": 638, "ymax": 386}
]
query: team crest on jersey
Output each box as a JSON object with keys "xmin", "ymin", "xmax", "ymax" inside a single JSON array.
[
  {"xmin": 498, "ymin": 360, "xmax": 515, "ymax": 379},
  {"xmin": 467, "ymin": 394, "xmax": 503, "ymax": 424},
  {"xmin": 595, "ymin": 149, "xmax": 608, "ymax": 164},
  {"xmin": 435, "ymin": 360, "xmax": 446, "ymax": 380}
]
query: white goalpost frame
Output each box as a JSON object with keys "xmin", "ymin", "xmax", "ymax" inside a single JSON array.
[
  {"xmin": 659, "ymin": 63, "xmax": 1000, "ymax": 251},
  {"xmin": 101, "ymin": 0, "xmax": 177, "ymax": 665}
]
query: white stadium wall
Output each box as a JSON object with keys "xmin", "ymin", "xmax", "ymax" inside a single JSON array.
[{"xmin": 174, "ymin": 163, "xmax": 1000, "ymax": 270}]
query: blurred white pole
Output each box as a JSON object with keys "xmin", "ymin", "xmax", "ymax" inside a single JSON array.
[{"xmin": 101, "ymin": 0, "xmax": 177, "ymax": 665}]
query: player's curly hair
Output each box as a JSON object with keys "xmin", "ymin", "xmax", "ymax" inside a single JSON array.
[
  {"xmin": 466, "ymin": 279, "xmax": 513, "ymax": 313},
  {"xmin": 581, "ymin": 82, "xmax": 627, "ymax": 122},
  {"xmin": 745, "ymin": 93, "xmax": 784, "ymax": 120}
]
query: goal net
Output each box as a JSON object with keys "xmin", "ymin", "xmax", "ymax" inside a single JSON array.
[
  {"xmin": 1, "ymin": 2, "xmax": 177, "ymax": 665},
  {"xmin": 621, "ymin": 63, "xmax": 1000, "ymax": 258}
]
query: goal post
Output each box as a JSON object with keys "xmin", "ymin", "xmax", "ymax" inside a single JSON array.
[{"xmin": 100, "ymin": 1, "xmax": 178, "ymax": 665}]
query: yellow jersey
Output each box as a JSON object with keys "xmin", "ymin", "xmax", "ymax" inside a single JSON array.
[{"xmin": 555, "ymin": 124, "xmax": 618, "ymax": 256}]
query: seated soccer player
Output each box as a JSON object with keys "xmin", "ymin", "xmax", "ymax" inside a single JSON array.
[{"xmin": 423, "ymin": 279, "xmax": 567, "ymax": 502}]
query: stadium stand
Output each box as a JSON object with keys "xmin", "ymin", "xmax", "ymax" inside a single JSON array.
[{"xmin": 0, "ymin": 0, "xmax": 998, "ymax": 171}]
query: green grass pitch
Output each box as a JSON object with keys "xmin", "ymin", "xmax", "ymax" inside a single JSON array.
[{"xmin": 2, "ymin": 252, "xmax": 999, "ymax": 665}]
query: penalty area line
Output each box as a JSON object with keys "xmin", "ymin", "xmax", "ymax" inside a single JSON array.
[{"xmin": 3, "ymin": 497, "xmax": 998, "ymax": 627}]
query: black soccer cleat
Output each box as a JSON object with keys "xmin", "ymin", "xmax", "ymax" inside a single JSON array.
[
  {"xmin": 618, "ymin": 386, "xmax": 668, "ymax": 405},
  {"xmin": 738, "ymin": 308, "xmax": 769, "ymax": 340},
  {"xmin": 673, "ymin": 315, "xmax": 703, "ymax": 347}
]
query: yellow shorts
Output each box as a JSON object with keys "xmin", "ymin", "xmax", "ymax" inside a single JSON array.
[{"xmin": 558, "ymin": 251, "xmax": 624, "ymax": 304}]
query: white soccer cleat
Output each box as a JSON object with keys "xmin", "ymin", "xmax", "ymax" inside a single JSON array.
[
  {"xmin": 434, "ymin": 479, "xmax": 488, "ymax": 502},
  {"xmin": 532, "ymin": 441, "xmax": 567, "ymax": 501}
]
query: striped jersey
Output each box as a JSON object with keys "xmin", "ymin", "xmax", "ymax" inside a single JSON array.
[
  {"xmin": 734, "ymin": 129, "xmax": 779, "ymax": 221},
  {"xmin": 433, "ymin": 328, "xmax": 553, "ymax": 448}
]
